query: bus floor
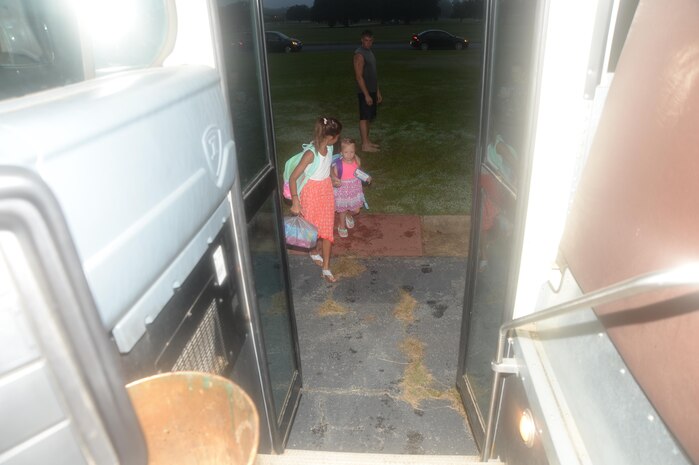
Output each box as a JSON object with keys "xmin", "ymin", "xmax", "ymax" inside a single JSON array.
[{"xmin": 285, "ymin": 249, "xmax": 477, "ymax": 455}]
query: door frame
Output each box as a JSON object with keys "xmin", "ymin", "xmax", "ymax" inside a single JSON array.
[
  {"xmin": 456, "ymin": 0, "xmax": 548, "ymax": 449},
  {"xmin": 209, "ymin": 0, "xmax": 303, "ymax": 452}
]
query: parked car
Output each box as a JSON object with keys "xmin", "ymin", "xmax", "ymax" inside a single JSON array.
[
  {"xmin": 265, "ymin": 31, "xmax": 302, "ymax": 53},
  {"xmin": 235, "ymin": 31, "xmax": 303, "ymax": 53},
  {"xmin": 410, "ymin": 30, "xmax": 469, "ymax": 50}
]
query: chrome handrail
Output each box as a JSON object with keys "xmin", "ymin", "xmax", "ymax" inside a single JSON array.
[{"xmin": 481, "ymin": 263, "xmax": 699, "ymax": 461}]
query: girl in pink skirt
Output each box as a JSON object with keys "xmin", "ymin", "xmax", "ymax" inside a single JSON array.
[
  {"xmin": 331, "ymin": 138, "xmax": 370, "ymax": 238},
  {"xmin": 289, "ymin": 117, "xmax": 343, "ymax": 282}
]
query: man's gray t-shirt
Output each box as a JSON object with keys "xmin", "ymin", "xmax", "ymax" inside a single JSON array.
[{"xmin": 355, "ymin": 46, "xmax": 377, "ymax": 93}]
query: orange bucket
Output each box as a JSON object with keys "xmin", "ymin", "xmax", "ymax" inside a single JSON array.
[{"xmin": 127, "ymin": 371, "xmax": 259, "ymax": 465}]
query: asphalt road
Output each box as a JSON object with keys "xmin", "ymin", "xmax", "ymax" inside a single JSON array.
[{"xmin": 302, "ymin": 41, "xmax": 481, "ymax": 52}]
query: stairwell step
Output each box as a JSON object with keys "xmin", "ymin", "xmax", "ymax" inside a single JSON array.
[{"xmin": 254, "ymin": 449, "xmax": 497, "ymax": 465}]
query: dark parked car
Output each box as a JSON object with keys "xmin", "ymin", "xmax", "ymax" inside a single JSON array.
[
  {"xmin": 265, "ymin": 31, "xmax": 302, "ymax": 53},
  {"xmin": 236, "ymin": 31, "xmax": 302, "ymax": 53},
  {"xmin": 410, "ymin": 30, "xmax": 469, "ymax": 50}
]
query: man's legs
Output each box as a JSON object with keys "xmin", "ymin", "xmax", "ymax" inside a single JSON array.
[
  {"xmin": 358, "ymin": 93, "xmax": 380, "ymax": 152},
  {"xmin": 359, "ymin": 120, "xmax": 377, "ymax": 152}
]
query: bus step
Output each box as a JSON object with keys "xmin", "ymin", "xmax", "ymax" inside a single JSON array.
[{"xmin": 255, "ymin": 449, "xmax": 500, "ymax": 465}]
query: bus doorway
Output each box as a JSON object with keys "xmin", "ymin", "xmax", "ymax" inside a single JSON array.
[{"xmin": 2, "ymin": 0, "xmax": 698, "ymax": 464}]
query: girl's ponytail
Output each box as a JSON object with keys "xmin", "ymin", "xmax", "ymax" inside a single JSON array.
[{"xmin": 313, "ymin": 116, "xmax": 343, "ymax": 148}]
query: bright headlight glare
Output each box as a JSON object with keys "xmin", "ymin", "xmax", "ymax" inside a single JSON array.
[
  {"xmin": 519, "ymin": 409, "xmax": 536, "ymax": 447},
  {"xmin": 69, "ymin": 0, "xmax": 139, "ymax": 47}
]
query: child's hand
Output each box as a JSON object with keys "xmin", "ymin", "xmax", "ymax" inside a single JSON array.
[
  {"xmin": 366, "ymin": 176, "xmax": 372, "ymax": 184},
  {"xmin": 332, "ymin": 178, "xmax": 341, "ymax": 187},
  {"xmin": 290, "ymin": 198, "xmax": 301, "ymax": 215}
]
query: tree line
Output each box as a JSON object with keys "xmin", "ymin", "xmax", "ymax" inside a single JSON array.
[{"xmin": 285, "ymin": 0, "xmax": 483, "ymax": 25}]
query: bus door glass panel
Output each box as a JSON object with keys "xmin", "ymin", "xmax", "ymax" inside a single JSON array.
[
  {"xmin": 216, "ymin": 0, "xmax": 301, "ymax": 450},
  {"xmin": 217, "ymin": 0, "xmax": 268, "ymax": 188},
  {"xmin": 0, "ymin": 0, "xmax": 171, "ymax": 100},
  {"xmin": 246, "ymin": 195, "xmax": 298, "ymax": 419},
  {"xmin": 459, "ymin": 0, "xmax": 540, "ymax": 440},
  {"xmin": 0, "ymin": 0, "xmax": 83, "ymax": 99}
]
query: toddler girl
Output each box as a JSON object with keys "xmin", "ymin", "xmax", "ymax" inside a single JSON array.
[{"xmin": 331, "ymin": 138, "xmax": 369, "ymax": 237}]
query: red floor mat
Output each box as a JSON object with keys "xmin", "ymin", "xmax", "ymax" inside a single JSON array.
[{"xmin": 332, "ymin": 214, "xmax": 423, "ymax": 257}]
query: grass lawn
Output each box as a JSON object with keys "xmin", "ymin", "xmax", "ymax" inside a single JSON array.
[{"xmin": 268, "ymin": 32, "xmax": 482, "ymax": 215}]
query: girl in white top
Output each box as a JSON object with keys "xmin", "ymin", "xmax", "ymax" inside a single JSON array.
[{"xmin": 289, "ymin": 117, "xmax": 343, "ymax": 282}]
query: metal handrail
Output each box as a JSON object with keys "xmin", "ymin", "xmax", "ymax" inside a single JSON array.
[{"xmin": 481, "ymin": 263, "xmax": 699, "ymax": 461}]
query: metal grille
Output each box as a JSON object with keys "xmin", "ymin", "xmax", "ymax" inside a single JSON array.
[{"xmin": 171, "ymin": 300, "xmax": 228, "ymax": 375}]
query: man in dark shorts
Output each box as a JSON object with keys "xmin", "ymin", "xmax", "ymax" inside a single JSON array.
[{"xmin": 354, "ymin": 29, "xmax": 382, "ymax": 152}]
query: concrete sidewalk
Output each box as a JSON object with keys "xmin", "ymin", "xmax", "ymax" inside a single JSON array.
[
  {"xmin": 287, "ymin": 256, "xmax": 475, "ymax": 455},
  {"xmin": 285, "ymin": 215, "xmax": 476, "ymax": 455}
]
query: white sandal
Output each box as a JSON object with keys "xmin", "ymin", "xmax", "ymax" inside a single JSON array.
[
  {"xmin": 310, "ymin": 253, "xmax": 323, "ymax": 266},
  {"xmin": 322, "ymin": 269, "xmax": 337, "ymax": 283}
]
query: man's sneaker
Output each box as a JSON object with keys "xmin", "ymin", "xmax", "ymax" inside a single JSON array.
[
  {"xmin": 345, "ymin": 215, "xmax": 355, "ymax": 229},
  {"xmin": 338, "ymin": 227, "xmax": 348, "ymax": 238}
]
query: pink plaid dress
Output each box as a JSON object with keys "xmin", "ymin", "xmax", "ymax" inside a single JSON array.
[{"xmin": 334, "ymin": 159, "xmax": 365, "ymax": 213}]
